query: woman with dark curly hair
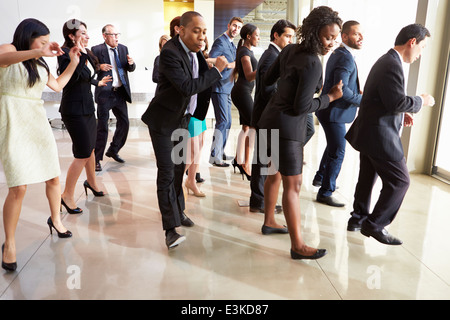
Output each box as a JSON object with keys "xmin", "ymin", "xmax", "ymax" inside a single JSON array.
[{"xmin": 258, "ymin": 6, "xmax": 344, "ymax": 260}]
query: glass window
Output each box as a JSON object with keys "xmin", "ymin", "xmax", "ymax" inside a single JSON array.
[
  {"xmin": 313, "ymin": 0, "xmax": 418, "ymax": 88},
  {"xmin": 433, "ymin": 51, "xmax": 450, "ymax": 178}
]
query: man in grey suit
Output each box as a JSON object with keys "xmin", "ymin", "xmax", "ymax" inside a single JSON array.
[
  {"xmin": 345, "ymin": 24, "xmax": 435, "ymax": 245},
  {"xmin": 209, "ymin": 17, "xmax": 243, "ymax": 167}
]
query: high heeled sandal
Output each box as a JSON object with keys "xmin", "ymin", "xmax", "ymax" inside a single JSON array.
[
  {"xmin": 83, "ymin": 180, "xmax": 105, "ymax": 197},
  {"xmin": 47, "ymin": 217, "xmax": 72, "ymax": 238}
]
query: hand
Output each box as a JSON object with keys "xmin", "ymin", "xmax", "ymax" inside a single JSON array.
[
  {"xmin": 127, "ymin": 54, "xmax": 134, "ymax": 65},
  {"xmin": 214, "ymin": 56, "xmax": 228, "ymax": 73},
  {"xmin": 404, "ymin": 113, "xmax": 414, "ymax": 127},
  {"xmin": 74, "ymin": 38, "xmax": 86, "ymax": 54},
  {"xmin": 40, "ymin": 42, "xmax": 64, "ymax": 57},
  {"xmin": 100, "ymin": 63, "xmax": 113, "ymax": 72},
  {"xmin": 421, "ymin": 93, "xmax": 435, "ymax": 107},
  {"xmin": 98, "ymin": 75, "xmax": 112, "ymax": 87},
  {"xmin": 327, "ymin": 80, "xmax": 343, "ymax": 102},
  {"xmin": 68, "ymin": 46, "xmax": 81, "ymax": 64}
]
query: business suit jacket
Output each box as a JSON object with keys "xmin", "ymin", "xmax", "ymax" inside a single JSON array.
[
  {"xmin": 209, "ymin": 33, "xmax": 236, "ymax": 94},
  {"xmin": 316, "ymin": 46, "xmax": 361, "ymax": 123},
  {"xmin": 258, "ymin": 44, "xmax": 330, "ymax": 144},
  {"xmin": 91, "ymin": 43, "xmax": 136, "ymax": 104},
  {"xmin": 346, "ymin": 49, "xmax": 423, "ymax": 162},
  {"xmin": 58, "ymin": 47, "xmax": 96, "ymax": 115},
  {"xmin": 141, "ymin": 35, "xmax": 222, "ymax": 135},
  {"xmin": 251, "ymin": 43, "xmax": 279, "ymax": 128}
]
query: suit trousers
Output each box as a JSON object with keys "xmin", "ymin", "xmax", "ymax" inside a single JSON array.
[
  {"xmin": 350, "ymin": 153, "xmax": 410, "ymax": 231},
  {"xmin": 314, "ymin": 121, "xmax": 347, "ymax": 197},
  {"xmin": 95, "ymin": 88, "xmax": 129, "ymax": 162},
  {"xmin": 210, "ymin": 93, "xmax": 232, "ymax": 161},
  {"xmin": 149, "ymin": 115, "xmax": 190, "ymax": 230},
  {"xmin": 250, "ymin": 128, "xmax": 267, "ymax": 209}
]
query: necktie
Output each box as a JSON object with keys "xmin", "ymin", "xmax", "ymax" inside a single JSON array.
[
  {"xmin": 111, "ymin": 47, "xmax": 127, "ymax": 87},
  {"xmin": 188, "ymin": 51, "xmax": 198, "ymax": 115}
]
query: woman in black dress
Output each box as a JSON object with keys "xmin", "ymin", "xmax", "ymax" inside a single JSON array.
[
  {"xmin": 58, "ymin": 19, "xmax": 108, "ymax": 214},
  {"xmin": 231, "ymin": 24, "xmax": 260, "ymax": 180},
  {"xmin": 258, "ymin": 7, "xmax": 344, "ymax": 260}
]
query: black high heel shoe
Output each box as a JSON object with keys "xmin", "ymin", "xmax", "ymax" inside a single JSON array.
[
  {"xmin": 83, "ymin": 180, "xmax": 105, "ymax": 197},
  {"xmin": 232, "ymin": 159, "xmax": 239, "ymax": 173},
  {"xmin": 47, "ymin": 217, "xmax": 72, "ymax": 238},
  {"xmin": 61, "ymin": 198, "xmax": 83, "ymax": 214},
  {"xmin": 241, "ymin": 167, "xmax": 251, "ymax": 181},
  {"xmin": 2, "ymin": 243, "xmax": 17, "ymax": 272}
]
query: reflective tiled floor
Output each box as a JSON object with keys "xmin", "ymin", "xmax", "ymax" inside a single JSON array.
[{"xmin": 1, "ymin": 112, "xmax": 450, "ymax": 300}]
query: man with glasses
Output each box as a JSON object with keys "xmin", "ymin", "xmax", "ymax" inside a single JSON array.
[{"xmin": 92, "ymin": 24, "xmax": 136, "ymax": 171}]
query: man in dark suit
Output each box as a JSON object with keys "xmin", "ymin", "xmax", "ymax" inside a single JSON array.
[
  {"xmin": 249, "ymin": 20, "xmax": 296, "ymax": 225},
  {"xmin": 314, "ymin": 21, "xmax": 364, "ymax": 207},
  {"xmin": 92, "ymin": 24, "xmax": 136, "ymax": 171},
  {"xmin": 141, "ymin": 11, "xmax": 228, "ymax": 249},
  {"xmin": 208, "ymin": 16, "xmax": 243, "ymax": 167},
  {"xmin": 345, "ymin": 24, "xmax": 435, "ymax": 245}
]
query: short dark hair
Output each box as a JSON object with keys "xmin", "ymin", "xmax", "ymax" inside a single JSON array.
[
  {"xmin": 180, "ymin": 11, "xmax": 203, "ymax": 27},
  {"xmin": 228, "ymin": 16, "xmax": 243, "ymax": 26},
  {"xmin": 342, "ymin": 20, "xmax": 360, "ymax": 35},
  {"xmin": 270, "ymin": 19, "xmax": 296, "ymax": 42},
  {"xmin": 395, "ymin": 23, "xmax": 430, "ymax": 46}
]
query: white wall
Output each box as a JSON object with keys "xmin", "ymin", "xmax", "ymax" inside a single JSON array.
[{"xmin": 0, "ymin": 0, "xmax": 165, "ymax": 118}]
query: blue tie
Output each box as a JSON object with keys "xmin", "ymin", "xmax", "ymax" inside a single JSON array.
[{"xmin": 111, "ymin": 47, "xmax": 127, "ymax": 87}]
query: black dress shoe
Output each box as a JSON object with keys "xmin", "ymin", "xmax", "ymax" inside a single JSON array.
[
  {"xmin": 347, "ymin": 217, "xmax": 366, "ymax": 231},
  {"xmin": 180, "ymin": 213, "xmax": 195, "ymax": 227},
  {"xmin": 95, "ymin": 161, "xmax": 102, "ymax": 172},
  {"xmin": 261, "ymin": 225, "xmax": 288, "ymax": 235},
  {"xmin": 222, "ymin": 154, "xmax": 234, "ymax": 161},
  {"xmin": 361, "ymin": 228, "xmax": 403, "ymax": 245},
  {"xmin": 312, "ymin": 179, "xmax": 322, "ymax": 187},
  {"xmin": 105, "ymin": 150, "xmax": 125, "ymax": 163},
  {"xmin": 165, "ymin": 229, "xmax": 186, "ymax": 249},
  {"xmin": 290, "ymin": 248, "xmax": 327, "ymax": 260},
  {"xmin": 212, "ymin": 162, "xmax": 230, "ymax": 168},
  {"xmin": 316, "ymin": 194, "xmax": 345, "ymax": 207},
  {"xmin": 195, "ymin": 173, "xmax": 205, "ymax": 183}
]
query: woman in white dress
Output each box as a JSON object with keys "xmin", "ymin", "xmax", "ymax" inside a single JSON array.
[{"xmin": 0, "ymin": 19, "xmax": 81, "ymax": 271}]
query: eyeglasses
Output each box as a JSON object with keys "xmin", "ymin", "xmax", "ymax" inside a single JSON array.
[{"xmin": 105, "ymin": 33, "xmax": 121, "ymax": 38}]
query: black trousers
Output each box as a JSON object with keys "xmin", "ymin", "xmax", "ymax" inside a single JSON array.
[
  {"xmin": 95, "ymin": 88, "xmax": 129, "ymax": 162},
  {"xmin": 350, "ymin": 153, "xmax": 410, "ymax": 231},
  {"xmin": 149, "ymin": 115, "xmax": 191, "ymax": 230}
]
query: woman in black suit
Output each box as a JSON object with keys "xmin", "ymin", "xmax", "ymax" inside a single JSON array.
[
  {"xmin": 58, "ymin": 19, "xmax": 108, "ymax": 213},
  {"xmin": 258, "ymin": 6, "xmax": 343, "ymax": 260},
  {"xmin": 231, "ymin": 24, "xmax": 260, "ymax": 180}
]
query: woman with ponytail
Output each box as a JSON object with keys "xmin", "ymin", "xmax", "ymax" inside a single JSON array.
[{"xmin": 231, "ymin": 23, "xmax": 260, "ymax": 180}]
